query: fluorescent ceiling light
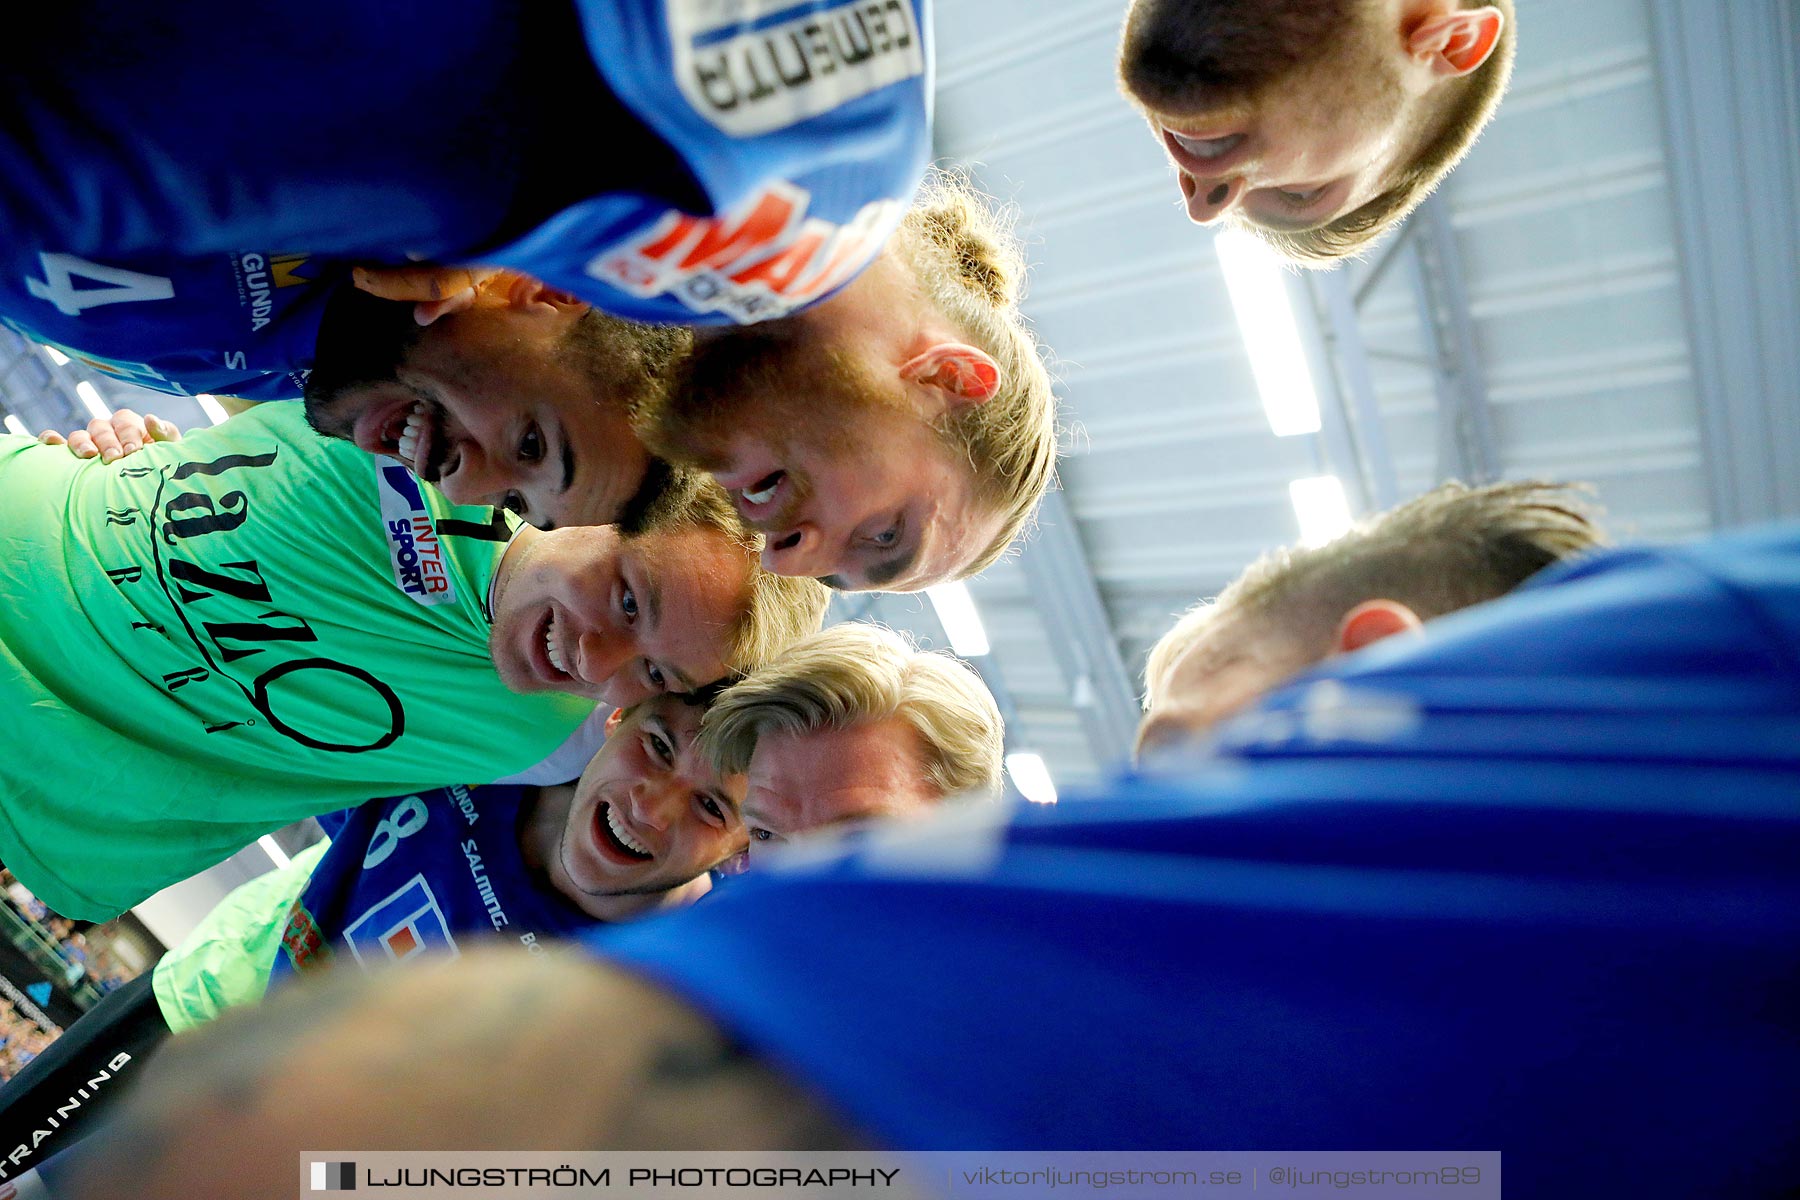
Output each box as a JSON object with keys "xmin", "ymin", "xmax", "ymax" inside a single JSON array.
[
  {"xmin": 1214, "ymin": 229, "xmax": 1321, "ymax": 437},
  {"xmin": 2, "ymin": 414, "xmax": 26, "ymax": 437},
  {"xmin": 1290, "ymin": 475, "xmax": 1353, "ymax": 546},
  {"xmin": 40, "ymin": 345, "xmax": 70, "ymax": 367},
  {"xmin": 927, "ymin": 581, "xmax": 990, "ymax": 658},
  {"xmin": 257, "ymin": 835, "xmax": 292, "ymax": 871},
  {"xmin": 195, "ymin": 394, "xmax": 229, "ymax": 425},
  {"xmin": 75, "ymin": 381, "xmax": 110, "ymax": 420},
  {"xmin": 1006, "ymin": 752, "xmax": 1058, "ymax": 805}
]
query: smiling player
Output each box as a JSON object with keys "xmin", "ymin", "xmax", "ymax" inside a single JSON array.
[
  {"xmin": 0, "ymin": 402, "xmax": 826, "ymax": 919},
  {"xmin": 0, "ymin": 690, "xmax": 748, "ymax": 1157},
  {"xmin": 7, "ymin": 178, "xmax": 1061, "ymax": 591},
  {"xmin": 1118, "ymin": 0, "xmax": 1515, "ymax": 261},
  {"xmin": 641, "ymin": 172, "xmax": 1059, "ymax": 591},
  {"xmin": 700, "ymin": 622, "xmax": 1004, "ymax": 852}
]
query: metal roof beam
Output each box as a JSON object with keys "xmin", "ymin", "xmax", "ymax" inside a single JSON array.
[
  {"xmin": 1019, "ymin": 489, "xmax": 1142, "ymax": 769},
  {"xmin": 1407, "ymin": 196, "xmax": 1500, "ymax": 484},
  {"xmin": 1312, "ymin": 270, "xmax": 1402, "ymax": 511},
  {"xmin": 1352, "ymin": 219, "xmax": 1421, "ymax": 310},
  {"xmin": 0, "ymin": 327, "xmax": 87, "ymax": 433},
  {"xmin": 1647, "ymin": 0, "xmax": 1800, "ymax": 525},
  {"xmin": 1287, "ymin": 271, "xmax": 1370, "ymax": 514}
]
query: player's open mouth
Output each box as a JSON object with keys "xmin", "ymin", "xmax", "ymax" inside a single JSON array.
[
  {"xmin": 1167, "ymin": 129, "xmax": 1243, "ymax": 159},
  {"xmin": 736, "ymin": 470, "xmax": 786, "ymax": 513},
  {"xmin": 353, "ymin": 393, "xmax": 420, "ymax": 461},
  {"xmin": 398, "ymin": 401, "xmax": 453, "ymax": 483},
  {"xmin": 545, "ymin": 610, "xmax": 571, "ymax": 675},
  {"xmin": 357, "ymin": 395, "xmax": 445, "ymax": 479},
  {"xmin": 395, "ymin": 401, "xmax": 427, "ymax": 466},
  {"xmin": 592, "ymin": 802, "xmax": 654, "ymax": 864},
  {"xmin": 530, "ymin": 608, "xmax": 574, "ymax": 685}
]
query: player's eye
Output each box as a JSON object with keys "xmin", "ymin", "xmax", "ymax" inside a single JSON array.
[
  {"xmin": 620, "ymin": 586, "xmax": 638, "ymax": 621},
  {"xmin": 1279, "ymin": 185, "xmax": 1326, "ymax": 207},
  {"xmin": 518, "ymin": 424, "xmax": 545, "ymax": 464},
  {"xmin": 697, "ymin": 794, "xmax": 725, "ymax": 825},
  {"xmin": 501, "ymin": 491, "xmax": 527, "ymax": 517},
  {"xmin": 646, "ymin": 661, "xmax": 666, "ymax": 689},
  {"xmin": 750, "ymin": 827, "xmax": 775, "ymax": 842},
  {"xmin": 645, "ymin": 731, "xmax": 673, "ymax": 764},
  {"xmin": 865, "ymin": 516, "xmax": 902, "ymax": 549}
]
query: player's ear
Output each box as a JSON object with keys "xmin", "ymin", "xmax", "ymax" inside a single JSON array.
[
  {"xmin": 1335, "ymin": 600, "xmax": 1425, "ymax": 654},
  {"xmin": 354, "ymin": 263, "xmax": 497, "ymax": 326},
  {"xmin": 898, "ymin": 343, "xmax": 1001, "ymax": 410},
  {"xmin": 603, "ymin": 707, "xmax": 625, "ymax": 737},
  {"xmin": 490, "ymin": 271, "xmax": 587, "ymax": 317},
  {"xmin": 1408, "ymin": 5, "xmax": 1505, "ymax": 78}
]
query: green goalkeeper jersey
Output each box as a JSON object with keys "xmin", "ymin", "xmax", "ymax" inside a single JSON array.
[{"xmin": 0, "ymin": 403, "xmax": 594, "ymax": 919}]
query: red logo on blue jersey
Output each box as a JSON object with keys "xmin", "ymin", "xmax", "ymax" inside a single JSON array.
[
  {"xmin": 342, "ymin": 875, "xmax": 459, "ymax": 967},
  {"xmin": 590, "ymin": 183, "xmax": 902, "ymax": 323}
]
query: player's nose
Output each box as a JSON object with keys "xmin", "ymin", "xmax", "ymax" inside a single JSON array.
[
  {"xmin": 1184, "ymin": 175, "xmax": 1245, "ymax": 226},
  {"xmin": 575, "ymin": 632, "xmax": 640, "ymax": 701},
  {"xmin": 632, "ymin": 776, "xmax": 684, "ymax": 834},
  {"xmin": 437, "ymin": 443, "xmax": 516, "ymax": 507},
  {"xmin": 761, "ymin": 521, "xmax": 836, "ymax": 577}
]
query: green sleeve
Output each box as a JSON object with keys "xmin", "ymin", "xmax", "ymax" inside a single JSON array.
[
  {"xmin": 150, "ymin": 839, "xmax": 332, "ymax": 1033},
  {"xmin": 0, "ymin": 406, "xmax": 594, "ymax": 921}
]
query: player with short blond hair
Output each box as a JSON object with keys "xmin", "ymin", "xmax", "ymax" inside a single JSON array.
[
  {"xmin": 700, "ymin": 622, "xmax": 1004, "ymax": 849},
  {"xmin": 1139, "ymin": 479, "xmax": 1601, "ymax": 756},
  {"xmin": 1119, "ymin": 0, "xmax": 1516, "ymax": 262},
  {"xmin": 642, "ymin": 168, "xmax": 1060, "ymax": 592}
]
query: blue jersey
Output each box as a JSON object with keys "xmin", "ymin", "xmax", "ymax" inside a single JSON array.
[
  {"xmin": 0, "ymin": 249, "xmax": 340, "ymax": 402},
  {"xmin": 590, "ymin": 522, "xmax": 1800, "ymax": 1197},
  {"xmin": 1208, "ymin": 519, "xmax": 1800, "ymax": 771},
  {"xmin": 271, "ymin": 785, "xmax": 600, "ymax": 989},
  {"xmin": 1, "ymin": 0, "xmax": 931, "ymax": 328}
]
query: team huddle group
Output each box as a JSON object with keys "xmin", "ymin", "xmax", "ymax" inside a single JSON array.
[{"xmin": 1, "ymin": 0, "xmax": 1796, "ymax": 1195}]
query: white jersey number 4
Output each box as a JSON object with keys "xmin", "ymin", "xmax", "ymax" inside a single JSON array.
[{"xmin": 28, "ymin": 252, "xmax": 174, "ymax": 316}]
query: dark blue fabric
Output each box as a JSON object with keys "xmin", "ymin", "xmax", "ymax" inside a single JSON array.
[
  {"xmin": 0, "ymin": 0, "xmax": 931, "ymax": 327},
  {"xmin": 310, "ymin": 807, "xmax": 357, "ymax": 843},
  {"xmin": 1213, "ymin": 521, "xmax": 1800, "ymax": 769},
  {"xmin": 497, "ymin": 0, "xmax": 933, "ymax": 324},
  {"xmin": 589, "ymin": 522, "xmax": 1800, "ymax": 1197},
  {"xmin": 0, "ymin": 2, "xmax": 525, "ymax": 264},
  {"xmin": 269, "ymin": 785, "xmax": 599, "ymax": 990},
  {"xmin": 0, "ymin": 251, "xmax": 338, "ymax": 402}
]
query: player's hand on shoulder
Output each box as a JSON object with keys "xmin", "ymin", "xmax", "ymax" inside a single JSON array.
[
  {"xmin": 40, "ymin": 409, "xmax": 181, "ymax": 462},
  {"xmin": 352, "ymin": 263, "xmax": 502, "ymax": 326}
]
